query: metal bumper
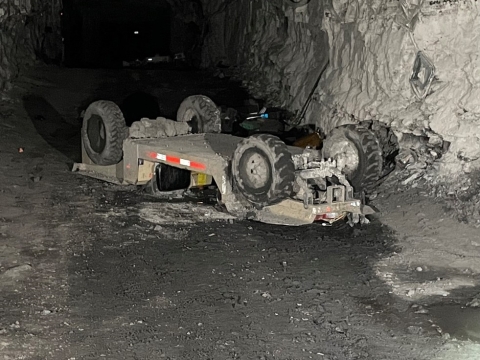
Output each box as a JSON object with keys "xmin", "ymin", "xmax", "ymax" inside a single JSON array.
[{"xmin": 252, "ymin": 196, "xmax": 374, "ymax": 226}]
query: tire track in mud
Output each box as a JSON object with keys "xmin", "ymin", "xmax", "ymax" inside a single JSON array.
[{"xmin": 60, "ymin": 184, "xmax": 445, "ymax": 360}]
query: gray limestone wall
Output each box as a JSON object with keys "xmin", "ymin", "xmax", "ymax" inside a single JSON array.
[
  {"xmin": 0, "ymin": 0, "xmax": 62, "ymax": 91},
  {"xmin": 201, "ymin": 0, "xmax": 480, "ymax": 177}
]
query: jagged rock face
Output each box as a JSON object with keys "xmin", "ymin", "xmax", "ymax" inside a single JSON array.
[
  {"xmin": 414, "ymin": 2, "xmax": 480, "ymax": 173},
  {"xmin": 201, "ymin": 0, "xmax": 480, "ymax": 176},
  {"xmin": 320, "ymin": 0, "xmax": 480, "ymax": 175},
  {"xmin": 3, "ymin": 0, "xmax": 479, "ymax": 176},
  {"xmin": 201, "ymin": 0, "xmax": 328, "ymax": 112},
  {"xmin": 0, "ymin": 0, "xmax": 62, "ymax": 92}
]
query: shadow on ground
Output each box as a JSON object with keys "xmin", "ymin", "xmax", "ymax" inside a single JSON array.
[
  {"xmin": 23, "ymin": 95, "xmax": 81, "ymax": 162},
  {"xmin": 22, "ymin": 68, "xmax": 251, "ymax": 166}
]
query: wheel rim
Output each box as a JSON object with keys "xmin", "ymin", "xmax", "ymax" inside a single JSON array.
[
  {"xmin": 87, "ymin": 115, "xmax": 106, "ymax": 153},
  {"xmin": 242, "ymin": 151, "xmax": 270, "ymax": 189},
  {"xmin": 184, "ymin": 108, "xmax": 201, "ymax": 133},
  {"xmin": 326, "ymin": 140, "xmax": 359, "ymax": 177}
]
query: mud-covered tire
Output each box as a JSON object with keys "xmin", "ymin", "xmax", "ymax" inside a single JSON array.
[
  {"xmin": 176, "ymin": 95, "xmax": 221, "ymax": 133},
  {"xmin": 232, "ymin": 134, "xmax": 295, "ymax": 208},
  {"xmin": 360, "ymin": 121, "xmax": 399, "ymax": 179},
  {"xmin": 323, "ymin": 125, "xmax": 382, "ymax": 194},
  {"xmin": 82, "ymin": 100, "xmax": 127, "ymax": 165}
]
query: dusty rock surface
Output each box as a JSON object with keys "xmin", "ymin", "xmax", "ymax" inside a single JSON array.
[
  {"xmin": 200, "ymin": 0, "xmax": 480, "ymax": 179},
  {"xmin": 0, "ymin": 0, "xmax": 61, "ymax": 91},
  {"xmin": 0, "ymin": 66, "xmax": 479, "ymax": 359}
]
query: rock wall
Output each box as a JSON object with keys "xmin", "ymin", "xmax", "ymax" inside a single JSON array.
[
  {"xmin": 202, "ymin": 0, "xmax": 328, "ymax": 112},
  {"xmin": 201, "ymin": 0, "xmax": 480, "ymax": 177},
  {"xmin": 0, "ymin": 0, "xmax": 62, "ymax": 92}
]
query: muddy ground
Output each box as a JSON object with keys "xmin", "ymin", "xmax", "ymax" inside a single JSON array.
[{"xmin": 0, "ymin": 64, "xmax": 480, "ymax": 360}]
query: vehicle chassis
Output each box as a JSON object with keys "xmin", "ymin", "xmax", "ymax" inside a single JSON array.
[{"xmin": 73, "ymin": 131, "xmax": 374, "ymax": 226}]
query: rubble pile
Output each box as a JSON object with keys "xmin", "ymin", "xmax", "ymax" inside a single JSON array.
[
  {"xmin": 0, "ymin": 0, "xmax": 61, "ymax": 92},
  {"xmin": 378, "ymin": 162, "xmax": 480, "ymax": 225},
  {"xmin": 434, "ymin": 170, "xmax": 480, "ymax": 225},
  {"xmin": 129, "ymin": 118, "xmax": 191, "ymax": 138}
]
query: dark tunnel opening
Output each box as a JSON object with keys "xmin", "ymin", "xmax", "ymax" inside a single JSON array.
[
  {"xmin": 119, "ymin": 91, "xmax": 161, "ymax": 127},
  {"xmin": 61, "ymin": 0, "xmax": 189, "ymax": 69}
]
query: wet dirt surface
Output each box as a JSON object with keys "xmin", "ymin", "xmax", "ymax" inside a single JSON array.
[
  {"xmin": 29, "ymin": 182, "xmax": 444, "ymax": 360},
  {"xmin": 429, "ymin": 305, "xmax": 480, "ymax": 342},
  {"xmin": 1, "ymin": 65, "xmax": 480, "ymax": 359}
]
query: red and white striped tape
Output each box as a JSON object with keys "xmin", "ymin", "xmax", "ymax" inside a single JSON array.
[{"xmin": 148, "ymin": 152, "xmax": 206, "ymax": 171}]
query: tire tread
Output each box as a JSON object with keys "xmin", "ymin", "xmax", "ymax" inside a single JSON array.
[
  {"xmin": 232, "ymin": 134, "xmax": 295, "ymax": 207},
  {"xmin": 82, "ymin": 100, "xmax": 126, "ymax": 165},
  {"xmin": 177, "ymin": 95, "xmax": 221, "ymax": 133},
  {"xmin": 323, "ymin": 124, "xmax": 382, "ymax": 193}
]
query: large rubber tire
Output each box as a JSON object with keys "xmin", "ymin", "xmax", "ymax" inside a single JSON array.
[
  {"xmin": 82, "ymin": 100, "xmax": 127, "ymax": 165},
  {"xmin": 176, "ymin": 95, "xmax": 221, "ymax": 133},
  {"xmin": 323, "ymin": 125, "xmax": 382, "ymax": 194},
  {"xmin": 232, "ymin": 134, "xmax": 295, "ymax": 208},
  {"xmin": 361, "ymin": 121, "xmax": 399, "ymax": 179}
]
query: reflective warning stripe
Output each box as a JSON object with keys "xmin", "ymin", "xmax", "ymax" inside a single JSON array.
[{"xmin": 148, "ymin": 152, "xmax": 206, "ymax": 170}]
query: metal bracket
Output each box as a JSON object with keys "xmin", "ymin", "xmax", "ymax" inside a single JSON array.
[
  {"xmin": 410, "ymin": 51, "xmax": 436, "ymax": 100},
  {"xmin": 326, "ymin": 186, "xmax": 346, "ymax": 204}
]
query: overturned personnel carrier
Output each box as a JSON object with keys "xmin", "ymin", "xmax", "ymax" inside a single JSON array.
[{"xmin": 73, "ymin": 96, "xmax": 374, "ymax": 226}]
